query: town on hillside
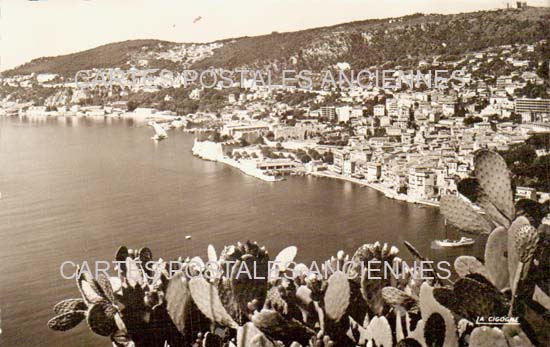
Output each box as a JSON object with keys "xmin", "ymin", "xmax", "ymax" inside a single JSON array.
[{"xmin": 1, "ymin": 8, "xmax": 550, "ymax": 207}]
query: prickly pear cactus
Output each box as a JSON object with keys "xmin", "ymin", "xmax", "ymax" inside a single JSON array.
[
  {"xmin": 484, "ymin": 226, "xmax": 509, "ymax": 290},
  {"xmin": 515, "ymin": 225, "xmax": 539, "ymax": 264},
  {"xmin": 365, "ymin": 316, "xmax": 393, "ymax": 347},
  {"xmin": 453, "ymin": 255, "xmax": 488, "ymax": 278},
  {"xmin": 53, "ymin": 298, "xmax": 87, "ymax": 315},
  {"xmin": 469, "ymin": 327, "xmax": 508, "ymax": 347},
  {"xmin": 251, "ymin": 309, "xmax": 315, "ymax": 345},
  {"xmin": 218, "ymin": 241, "xmax": 270, "ymax": 324},
  {"xmin": 440, "ymin": 195, "xmax": 493, "ymax": 234},
  {"xmin": 48, "ymin": 237, "xmax": 544, "ymax": 347},
  {"xmin": 473, "ymin": 149, "xmax": 515, "ymax": 220},
  {"xmin": 237, "ymin": 322, "xmax": 273, "ymax": 347},
  {"xmin": 424, "ymin": 312, "xmax": 446, "ymax": 347},
  {"xmin": 323, "ymin": 271, "xmax": 350, "ymax": 322},
  {"xmin": 47, "ymin": 310, "xmax": 86, "ymax": 331},
  {"xmin": 188, "ymin": 276, "xmax": 238, "ymax": 329},
  {"xmin": 381, "ymin": 286, "xmax": 419, "ymax": 313},
  {"xmin": 419, "ymin": 283, "xmax": 458, "ymax": 347}
]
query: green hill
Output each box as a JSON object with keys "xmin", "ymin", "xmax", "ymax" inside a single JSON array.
[{"xmin": 3, "ymin": 7, "xmax": 550, "ymax": 77}]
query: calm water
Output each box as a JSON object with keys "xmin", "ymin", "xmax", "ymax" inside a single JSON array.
[{"xmin": 0, "ymin": 115, "xmax": 482, "ymax": 346}]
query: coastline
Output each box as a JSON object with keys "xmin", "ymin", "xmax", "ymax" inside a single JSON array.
[
  {"xmin": 191, "ymin": 139, "xmax": 282, "ymax": 182},
  {"xmin": 1, "ymin": 112, "xmax": 440, "ymax": 208},
  {"xmin": 308, "ymin": 171, "xmax": 440, "ymax": 208},
  {"xmin": 191, "ymin": 139, "xmax": 440, "ymax": 208}
]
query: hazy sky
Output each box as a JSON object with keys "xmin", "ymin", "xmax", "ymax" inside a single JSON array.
[{"xmin": 1, "ymin": 0, "xmax": 548, "ymax": 70}]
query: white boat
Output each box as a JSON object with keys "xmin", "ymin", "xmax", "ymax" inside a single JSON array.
[
  {"xmin": 149, "ymin": 121, "xmax": 168, "ymax": 141},
  {"xmin": 434, "ymin": 237, "xmax": 475, "ymax": 248}
]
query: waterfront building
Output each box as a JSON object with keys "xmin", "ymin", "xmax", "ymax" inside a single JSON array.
[
  {"xmin": 366, "ymin": 162, "xmax": 382, "ymax": 182},
  {"xmin": 408, "ymin": 167, "xmax": 437, "ymax": 200},
  {"xmin": 255, "ymin": 159, "xmax": 296, "ymax": 174},
  {"xmin": 222, "ymin": 122, "xmax": 270, "ymax": 138},
  {"xmin": 333, "ymin": 149, "xmax": 351, "ymax": 174}
]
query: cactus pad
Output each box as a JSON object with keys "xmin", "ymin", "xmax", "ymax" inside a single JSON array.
[
  {"xmin": 188, "ymin": 277, "xmax": 238, "ymax": 328},
  {"xmin": 484, "ymin": 227, "xmax": 509, "ymax": 290},
  {"xmin": 469, "ymin": 327, "xmax": 508, "ymax": 347},
  {"xmin": 474, "ymin": 150, "xmax": 514, "ymax": 220},
  {"xmin": 440, "ymin": 195, "xmax": 493, "ymax": 234},
  {"xmin": 365, "ymin": 316, "xmax": 393, "ymax": 347},
  {"xmin": 424, "ymin": 313, "xmax": 446, "ymax": 347},
  {"xmin": 381, "ymin": 286, "xmax": 419, "ymax": 313},
  {"xmin": 323, "ymin": 271, "xmax": 350, "ymax": 322},
  {"xmin": 53, "ymin": 298, "xmax": 87, "ymax": 315},
  {"xmin": 452, "ymin": 278, "xmax": 508, "ymax": 321},
  {"xmin": 514, "ymin": 225, "xmax": 539, "ymax": 264},
  {"xmin": 47, "ymin": 311, "xmax": 86, "ymax": 331},
  {"xmin": 165, "ymin": 272, "xmax": 193, "ymax": 334},
  {"xmin": 419, "ymin": 283, "xmax": 458, "ymax": 347},
  {"xmin": 86, "ymin": 301, "xmax": 117, "ymax": 336},
  {"xmin": 396, "ymin": 338, "xmax": 422, "ymax": 347},
  {"xmin": 507, "ymin": 217, "xmax": 531, "ymax": 288},
  {"xmin": 454, "ymin": 256, "xmax": 488, "ymax": 278}
]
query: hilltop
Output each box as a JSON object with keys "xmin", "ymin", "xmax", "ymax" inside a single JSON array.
[{"xmin": 3, "ymin": 6, "xmax": 550, "ymax": 78}]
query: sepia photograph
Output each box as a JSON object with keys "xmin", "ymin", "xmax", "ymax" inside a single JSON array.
[{"xmin": 0, "ymin": 1, "xmax": 549, "ymax": 346}]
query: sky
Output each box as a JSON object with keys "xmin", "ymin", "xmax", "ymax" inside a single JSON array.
[{"xmin": 1, "ymin": 0, "xmax": 549, "ymax": 71}]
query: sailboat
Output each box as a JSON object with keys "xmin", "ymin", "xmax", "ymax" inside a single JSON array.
[{"xmin": 149, "ymin": 121, "xmax": 168, "ymax": 141}]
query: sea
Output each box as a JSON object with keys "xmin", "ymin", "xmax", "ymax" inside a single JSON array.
[{"xmin": 0, "ymin": 115, "xmax": 484, "ymax": 346}]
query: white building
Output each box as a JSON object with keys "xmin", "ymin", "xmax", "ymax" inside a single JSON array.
[
  {"xmin": 408, "ymin": 167, "xmax": 436, "ymax": 200},
  {"xmin": 374, "ymin": 104, "xmax": 386, "ymax": 117},
  {"xmin": 336, "ymin": 106, "xmax": 352, "ymax": 123}
]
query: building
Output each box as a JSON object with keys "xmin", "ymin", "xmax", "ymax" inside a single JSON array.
[
  {"xmin": 351, "ymin": 107, "xmax": 365, "ymax": 119},
  {"xmin": 373, "ymin": 105, "xmax": 385, "ymax": 117},
  {"xmin": 336, "ymin": 106, "xmax": 352, "ymax": 123},
  {"xmin": 366, "ymin": 162, "xmax": 382, "ymax": 182},
  {"xmin": 320, "ymin": 106, "xmax": 337, "ymax": 121},
  {"xmin": 222, "ymin": 123, "xmax": 270, "ymax": 138},
  {"xmin": 516, "ymin": 186, "xmax": 537, "ymax": 201},
  {"xmin": 516, "ymin": 1, "xmax": 527, "ymax": 9},
  {"xmin": 408, "ymin": 167, "xmax": 437, "ymax": 200},
  {"xmin": 515, "ymin": 98, "xmax": 550, "ymax": 122},
  {"xmin": 332, "ymin": 149, "xmax": 350, "ymax": 174},
  {"xmin": 256, "ymin": 159, "xmax": 297, "ymax": 175},
  {"xmin": 343, "ymin": 160, "xmax": 355, "ymax": 176}
]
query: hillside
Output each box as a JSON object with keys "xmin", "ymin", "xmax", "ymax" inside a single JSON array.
[
  {"xmin": 3, "ymin": 39, "xmax": 179, "ymax": 77},
  {"xmin": 3, "ymin": 7, "xmax": 550, "ymax": 77},
  {"xmin": 194, "ymin": 7, "xmax": 550, "ymax": 71}
]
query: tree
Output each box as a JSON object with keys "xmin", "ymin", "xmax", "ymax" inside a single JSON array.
[
  {"xmin": 457, "ymin": 177, "xmax": 480, "ymax": 203},
  {"xmin": 210, "ymin": 131, "xmax": 222, "ymax": 143},
  {"xmin": 323, "ymin": 151, "xmax": 334, "ymax": 164},
  {"xmin": 463, "ymin": 116, "xmax": 483, "ymax": 126},
  {"xmin": 127, "ymin": 100, "xmax": 139, "ymax": 112},
  {"xmin": 517, "ymin": 82, "xmax": 548, "ymax": 99},
  {"xmin": 307, "ymin": 148, "xmax": 322, "ymax": 161},
  {"xmin": 253, "ymin": 136, "xmax": 265, "ymax": 145},
  {"xmin": 239, "ymin": 138, "xmax": 249, "ymax": 147},
  {"xmin": 295, "ymin": 150, "xmax": 312, "ymax": 163}
]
